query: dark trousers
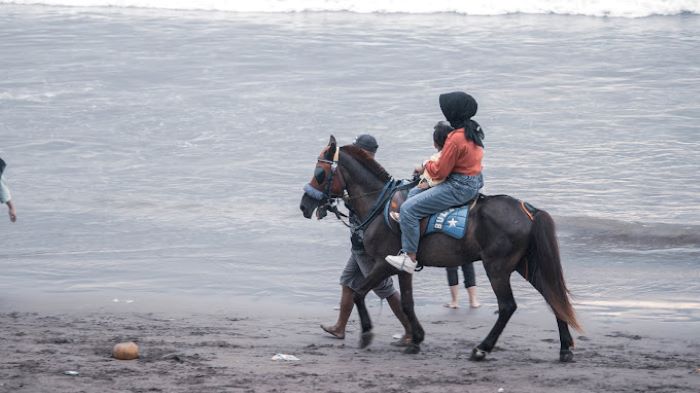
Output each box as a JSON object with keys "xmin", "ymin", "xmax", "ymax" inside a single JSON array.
[{"xmin": 446, "ymin": 262, "xmax": 476, "ymax": 288}]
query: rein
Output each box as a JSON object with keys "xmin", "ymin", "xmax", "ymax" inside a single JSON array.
[
  {"xmin": 306, "ymin": 152, "xmax": 418, "ymax": 233},
  {"xmin": 351, "ymin": 179, "xmax": 400, "ymax": 233},
  {"xmin": 334, "ymin": 177, "xmax": 419, "ymax": 234},
  {"xmin": 322, "ymin": 179, "xmax": 405, "ymax": 232}
]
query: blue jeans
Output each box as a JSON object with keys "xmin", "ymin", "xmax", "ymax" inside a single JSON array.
[{"xmin": 399, "ymin": 173, "xmax": 483, "ymax": 254}]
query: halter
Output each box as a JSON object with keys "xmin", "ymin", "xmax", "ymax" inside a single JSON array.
[
  {"xmin": 316, "ymin": 146, "xmax": 345, "ymax": 201},
  {"xmin": 304, "ymin": 146, "xmax": 350, "ymax": 223},
  {"xmin": 304, "ymin": 146, "xmax": 418, "ymax": 232}
]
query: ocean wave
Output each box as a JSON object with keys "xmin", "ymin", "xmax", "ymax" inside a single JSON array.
[
  {"xmin": 2, "ymin": 0, "xmax": 699, "ymax": 18},
  {"xmin": 556, "ymin": 216, "xmax": 700, "ymax": 251}
]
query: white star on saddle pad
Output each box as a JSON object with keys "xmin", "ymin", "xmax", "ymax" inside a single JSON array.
[{"xmin": 447, "ymin": 218, "xmax": 458, "ymax": 227}]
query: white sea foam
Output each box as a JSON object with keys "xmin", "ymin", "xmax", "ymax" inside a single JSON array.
[
  {"xmin": 577, "ymin": 299, "xmax": 700, "ymax": 310},
  {"xmin": 1, "ymin": 0, "xmax": 699, "ymax": 18}
]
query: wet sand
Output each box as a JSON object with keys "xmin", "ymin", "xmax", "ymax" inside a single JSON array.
[{"xmin": 1, "ymin": 296, "xmax": 698, "ymax": 393}]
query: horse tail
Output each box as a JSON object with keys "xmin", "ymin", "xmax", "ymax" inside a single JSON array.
[{"xmin": 525, "ymin": 210, "xmax": 582, "ymax": 333}]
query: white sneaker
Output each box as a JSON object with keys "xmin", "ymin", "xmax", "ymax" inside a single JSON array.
[
  {"xmin": 389, "ymin": 211, "xmax": 401, "ymax": 222},
  {"xmin": 385, "ymin": 253, "xmax": 417, "ymax": 274}
]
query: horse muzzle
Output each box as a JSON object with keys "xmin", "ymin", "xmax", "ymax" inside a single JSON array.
[{"xmin": 300, "ymin": 192, "xmax": 320, "ymax": 219}]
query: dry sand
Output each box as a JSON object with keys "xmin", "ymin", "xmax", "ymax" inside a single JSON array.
[{"xmin": 1, "ymin": 295, "xmax": 698, "ymax": 393}]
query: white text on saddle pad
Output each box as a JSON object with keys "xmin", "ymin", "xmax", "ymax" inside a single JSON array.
[{"xmin": 434, "ymin": 209, "xmax": 456, "ymax": 229}]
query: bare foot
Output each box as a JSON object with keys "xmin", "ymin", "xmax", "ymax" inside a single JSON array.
[
  {"xmin": 320, "ymin": 324, "xmax": 345, "ymax": 339},
  {"xmin": 470, "ymin": 301, "xmax": 481, "ymax": 308},
  {"xmin": 443, "ymin": 303, "xmax": 459, "ymax": 309}
]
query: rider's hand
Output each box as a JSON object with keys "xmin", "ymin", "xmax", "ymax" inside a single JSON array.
[{"xmin": 413, "ymin": 163, "xmax": 424, "ymax": 176}]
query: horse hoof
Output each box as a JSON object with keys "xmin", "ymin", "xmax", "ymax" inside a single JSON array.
[
  {"xmin": 403, "ymin": 343, "xmax": 420, "ymax": 354},
  {"xmin": 470, "ymin": 347, "xmax": 487, "ymax": 361},
  {"xmin": 559, "ymin": 349, "xmax": 574, "ymax": 363},
  {"xmin": 359, "ymin": 331, "xmax": 374, "ymax": 349}
]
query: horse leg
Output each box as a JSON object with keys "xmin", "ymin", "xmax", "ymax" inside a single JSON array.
[
  {"xmin": 516, "ymin": 265, "xmax": 575, "ymax": 362},
  {"xmin": 352, "ymin": 289, "xmax": 374, "ymax": 349},
  {"xmin": 556, "ymin": 319, "xmax": 575, "ymax": 362},
  {"xmin": 397, "ymin": 272, "xmax": 424, "ymax": 354},
  {"xmin": 472, "ymin": 264, "xmax": 517, "ymax": 361},
  {"xmin": 352, "ymin": 263, "xmax": 396, "ymax": 349}
]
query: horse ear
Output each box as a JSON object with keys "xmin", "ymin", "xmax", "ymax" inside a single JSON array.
[{"xmin": 325, "ymin": 135, "xmax": 337, "ymax": 160}]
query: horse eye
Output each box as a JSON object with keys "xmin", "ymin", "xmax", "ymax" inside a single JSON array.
[{"xmin": 314, "ymin": 167, "xmax": 326, "ymax": 184}]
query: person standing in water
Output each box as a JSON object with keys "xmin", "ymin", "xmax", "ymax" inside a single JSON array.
[
  {"xmin": 0, "ymin": 158, "xmax": 17, "ymax": 223},
  {"xmin": 445, "ymin": 263, "xmax": 480, "ymax": 309}
]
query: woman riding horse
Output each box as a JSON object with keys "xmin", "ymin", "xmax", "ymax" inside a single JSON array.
[
  {"xmin": 386, "ymin": 92, "xmax": 485, "ymax": 274},
  {"xmin": 300, "ymin": 93, "xmax": 581, "ymax": 362}
]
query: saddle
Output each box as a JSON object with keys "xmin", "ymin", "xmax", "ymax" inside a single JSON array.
[{"xmin": 383, "ymin": 187, "xmax": 482, "ymax": 239}]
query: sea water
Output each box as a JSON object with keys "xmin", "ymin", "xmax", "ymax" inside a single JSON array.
[{"xmin": 1, "ymin": 1, "xmax": 699, "ymax": 324}]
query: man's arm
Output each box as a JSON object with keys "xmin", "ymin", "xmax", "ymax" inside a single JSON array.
[
  {"xmin": 1, "ymin": 177, "xmax": 16, "ymax": 222},
  {"xmin": 6, "ymin": 199, "xmax": 16, "ymax": 222}
]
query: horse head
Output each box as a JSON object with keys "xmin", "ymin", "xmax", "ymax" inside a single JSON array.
[{"xmin": 300, "ymin": 135, "xmax": 346, "ymax": 219}]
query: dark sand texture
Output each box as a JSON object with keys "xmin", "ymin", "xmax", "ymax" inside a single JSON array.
[{"xmin": 1, "ymin": 301, "xmax": 698, "ymax": 393}]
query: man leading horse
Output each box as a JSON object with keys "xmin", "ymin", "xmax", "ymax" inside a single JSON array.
[{"xmin": 300, "ymin": 91, "xmax": 581, "ymax": 362}]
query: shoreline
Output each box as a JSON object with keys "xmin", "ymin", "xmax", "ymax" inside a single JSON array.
[
  {"xmin": 2, "ymin": 294, "xmax": 699, "ymax": 392},
  {"xmin": 2, "ymin": 289, "xmax": 698, "ymax": 333},
  {"xmin": 2, "ymin": 2, "xmax": 699, "ymax": 19},
  {"xmin": 2, "ymin": 5, "xmax": 700, "ymax": 392}
]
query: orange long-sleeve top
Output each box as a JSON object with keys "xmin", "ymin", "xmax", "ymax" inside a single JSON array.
[{"xmin": 424, "ymin": 128, "xmax": 483, "ymax": 180}]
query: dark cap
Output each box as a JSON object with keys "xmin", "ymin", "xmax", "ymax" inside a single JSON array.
[{"xmin": 353, "ymin": 134, "xmax": 378, "ymax": 153}]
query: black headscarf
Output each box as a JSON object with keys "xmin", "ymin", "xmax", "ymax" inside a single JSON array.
[
  {"xmin": 0, "ymin": 158, "xmax": 5, "ymax": 177},
  {"xmin": 439, "ymin": 91, "xmax": 484, "ymax": 147}
]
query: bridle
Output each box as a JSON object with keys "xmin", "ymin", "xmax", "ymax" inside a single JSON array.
[
  {"xmin": 304, "ymin": 145, "xmax": 417, "ymax": 232},
  {"xmin": 304, "ymin": 146, "xmax": 350, "ymax": 223},
  {"xmin": 317, "ymin": 159, "xmax": 345, "ymax": 201}
]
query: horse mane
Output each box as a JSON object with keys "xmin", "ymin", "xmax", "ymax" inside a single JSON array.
[{"xmin": 339, "ymin": 145, "xmax": 392, "ymax": 182}]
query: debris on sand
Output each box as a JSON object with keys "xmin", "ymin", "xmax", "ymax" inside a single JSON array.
[{"xmin": 271, "ymin": 354, "xmax": 299, "ymax": 361}]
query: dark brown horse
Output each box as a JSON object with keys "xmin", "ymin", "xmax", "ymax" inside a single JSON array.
[{"xmin": 300, "ymin": 136, "xmax": 582, "ymax": 362}]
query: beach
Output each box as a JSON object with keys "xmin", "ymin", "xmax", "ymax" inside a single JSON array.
[
  {"xmin": 1, "ymin": 296, "xmax": 699, "ymax": 393},
  {"xmin": 1, "ymin": 1, "xmax": 700, "ymax": 391}
]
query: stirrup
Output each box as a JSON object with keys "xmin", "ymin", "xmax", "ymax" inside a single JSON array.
[{"xmin": 389, "ymin": 211, "xmax": 401, "ymax": 222}]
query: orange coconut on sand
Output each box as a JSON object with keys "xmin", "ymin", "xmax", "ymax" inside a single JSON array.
[{"xmin": 112, "ymin": 342, "xmax": 139, "ymax": 360}]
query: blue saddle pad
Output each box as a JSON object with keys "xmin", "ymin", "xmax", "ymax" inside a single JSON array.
[{"xmin": 425, "ymin": 206, "xmax": 469, "ymax": 239}]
